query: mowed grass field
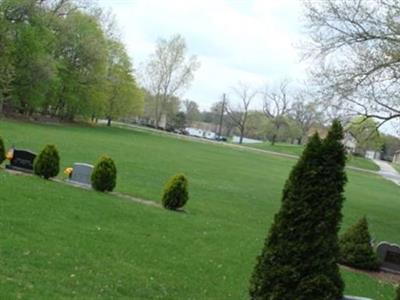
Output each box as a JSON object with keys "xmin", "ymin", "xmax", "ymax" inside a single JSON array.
[
  {"xmin": 0, "ymin": 119, "xmax": 399, "ymax": 299},
  {"xmin": 246, "ymin": 142, "xmax": 380, "ymax": 171}
]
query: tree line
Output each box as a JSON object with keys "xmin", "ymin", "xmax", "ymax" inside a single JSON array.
[{"xmin": 0, "ymin": 0, "xmax": 143, "ymax": 123}]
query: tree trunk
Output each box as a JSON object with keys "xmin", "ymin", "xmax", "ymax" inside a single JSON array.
[
  {"xmin": 271, "ymin": 134, "xmax": 277, "ymax": 145},
  {"xmin": 298, "ymin": 136, "xmax": 303, "ymax": 145},
  {"xmin": 107, "ymin": 117, "xmax": 112, "ymax": 127}
]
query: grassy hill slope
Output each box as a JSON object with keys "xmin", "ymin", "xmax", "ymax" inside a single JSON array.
[{"xmin": 0, "ymin": 119, "xmax": 398, "ymax": 299}]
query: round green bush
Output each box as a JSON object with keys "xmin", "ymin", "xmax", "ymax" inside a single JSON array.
[
  {"xmin": 339, "ymin": 217, "xmax": 380, "ymax": 271},
  {"xmin": 33, "ymin": 144, "xmax": 60, "ymax": 179},
  {"xmin": 91, "ymin": 156, "xmax": 117, "ymax": 192},
  {"xmin": 161, "ymin": 173, "xmax": 189, "ymax": 210},
  {"xmin": 0, "ymin": 136, "xmax": 5, "ymax": 165}
]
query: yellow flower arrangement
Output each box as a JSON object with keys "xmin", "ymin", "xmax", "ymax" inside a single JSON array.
[
  {"xmin": 6, "ymin": 149, "xmax": 14, "ymax": 160},
  {"xmin": 64, "ymin": 167, "xmax": 73, "ymax": 176}
]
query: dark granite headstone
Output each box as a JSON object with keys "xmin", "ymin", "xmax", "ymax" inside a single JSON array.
[
  {"xmin": 6, "ymin": 149, "xmax": 37, "ymax": 173},
  {"xmin": 376, "ymin": 242, "xmax": 400, "ymax": 274},
  {"xmin": 68, "ymin": 163, "xmax": 93, "ymax": 186}
]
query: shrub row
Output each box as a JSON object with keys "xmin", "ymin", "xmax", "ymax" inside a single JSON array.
[{"xmin": 1, "ymin": 136, "xmax": 189, "ymax": 210}]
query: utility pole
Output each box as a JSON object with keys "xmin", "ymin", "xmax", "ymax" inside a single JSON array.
[{"xmin": 217, "ymin": 93, "xmax": 226, "ymax": 138}]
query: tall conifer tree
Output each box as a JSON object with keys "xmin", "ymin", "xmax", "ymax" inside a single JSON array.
[{"xmin": 250, "ymin": 120, "xmax": 347, "ymax": 300}]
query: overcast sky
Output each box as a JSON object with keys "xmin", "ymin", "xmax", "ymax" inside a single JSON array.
[{"xmin": 97, "ymin": 0, "xmax": 306, "ymax": 111}]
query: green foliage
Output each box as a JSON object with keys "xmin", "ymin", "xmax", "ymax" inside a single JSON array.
[
  {"xmin": 339, "ymin": 217, "xmax": 380, "ymax": 270},
  {"xmin": 0, "ymin": 136, "xmax": 5, "ymax": 164},
  {"xmin": 0, "ymin": 1, "xmax": 142, "ymax": 121},
  {"xmin": 347, "ymin": 117, "xmax": 384, "ymax": 151},
  {"xmin": 249, "ymin": 120, "xmax": 347, "ymax": 300},
  {"xmin": 91, "ymin": 156, "xmax": 117, "ymax": 192},
  {"xmin": 396, "ymin": 285, "xmax": 400, "ymax": 300},
  {"xmin": 33, "ymin": 145, "xmax": 60, "ymax": 179},
  {"xmin": 161, "ymin": 173, "xmax": 189, "ymax": 210}
]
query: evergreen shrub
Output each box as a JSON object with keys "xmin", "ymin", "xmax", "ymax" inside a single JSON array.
[
  {"xmin": 249, "ymin": 120, "xmax": 347, "ymax": 300},
  {"xmin": 91, "ymin": 156, "xmax": 117, "ymax": 192},
  {"xmin": 161, "ymin": 173, "xmax": 189, "ymax": 210},
  {"xmin": 33, "ymin": 144, "xmax": 60, "ymax": 179},
  {"xmin": 339, "ymin": 217, "xmax": 379, "ymax": 270}
]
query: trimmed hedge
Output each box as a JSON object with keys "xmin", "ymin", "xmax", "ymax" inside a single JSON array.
[
  {"xmin": 161, "ymin": 173, "xmax": 189, "ymax": 210},
  {"xmin": 339, "ymin": 217, "xmax": 379, "ymax": 271},
  {"xmin": 0, "ymin": 136, "xmax": 5, "ymax": 164},
  {"xmin": 91, "ymin": 156, "xmax": 117, "ymax": 192},
  {"xmin": 33, "ymin": 145, "xmax": 60, "ymax": 179}
]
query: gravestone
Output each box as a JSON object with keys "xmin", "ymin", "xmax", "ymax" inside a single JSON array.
[
  {"xmin": 68, "ymin": 163, "xmax": 93, "ymax": 186},
  {"xmin": 343, "ymin": 296, "xmax": 373, "ymax": 300},
  {"xmin": 376, "ymin": 242, "xmax": 400, "ymax": 274},
  {"xmin": 6, "ymin": 149, "xmax": 37, "ymax": 173}
]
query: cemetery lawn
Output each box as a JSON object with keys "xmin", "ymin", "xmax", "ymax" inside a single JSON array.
[
  {"xmin": 246, "ymin": 142, "xmax": 380, "ymax": 171},
  {"xmin": 0, "ymin": 119, "xmax": 399, "ymax": 299}
]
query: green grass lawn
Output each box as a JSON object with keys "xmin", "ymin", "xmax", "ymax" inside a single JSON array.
[
  {"xmin": 0, "ymin": 119, "xmax": 398, "ymax": 299},
  {"xmin": 246, "ymin": 142, "xmax": 380, "ymax": 171}
]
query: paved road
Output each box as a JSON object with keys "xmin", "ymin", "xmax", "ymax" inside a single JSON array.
[{"xmin": 373, "ymin": 159, "xmax": 400, "ymax": 186}]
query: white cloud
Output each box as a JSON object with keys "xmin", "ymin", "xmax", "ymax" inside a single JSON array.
[{"xmin": 97, "ymin": 0, "xmax": 306, "ymax": 109}]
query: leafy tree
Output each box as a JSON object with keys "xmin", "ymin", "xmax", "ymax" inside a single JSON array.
[
  {"xmin": 91, "ymin": 156, "xmax": 117, "ymax": 192},
  {"xmin": 103, "ymin": 39, "xmax": 143, "ymax": 126},
  {"xmin": 339, "ymin": 217, "xmax": 379, "ymax": 271},
  {"xmin": 347, "ymin": 117, "xmax": 383, "ymax": 152},
  {"xmin": 33, "ymin": 145, "xmax": 60, "ymax": 179},
  {"xmin": 0, "ymin": 4, "xmax": 15, "ymax": 114},
  {"xmin": 162, "ymin": 174, "xmax": 189, "ymax": 210},
  {"xmin": 6, "ymin": 0, "xmax": 57, "ymax": 115},
  {"xmin": 381, "ymin": 134, "xmax": 400, "ymax": 161},
  {"xmin": 250, "ymin": 120, "xmax": 347, "ymax": 300},
  {"xmin": 53, "ymin": 10, "xmax": 108, "ymax": 120}
]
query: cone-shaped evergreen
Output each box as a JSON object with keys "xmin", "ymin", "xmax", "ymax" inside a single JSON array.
[
  {"xmin": 339, "ymin": 217, "xmax": 379, "ymax": 270},
  {"xmin": 249, "ymin": 120, "xmax": 347, "ymax": 300},
  {"xmin": 91, "ymin": 156, "xmax": 117, "ymax": 192},
  {"xmin": 0, "ymin": 136, "xmax": 5, "ymax": 165},
  {"xmin": 33, "ymin": 145, "xmax": 60, "ymax": 179},
  {"xmin": 396, "ymin": 285, "xmax": 400, "ymax": 300},
  {"xmin": 162, "ymin": 173, "xmax": 189, "ymax": 210}
]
